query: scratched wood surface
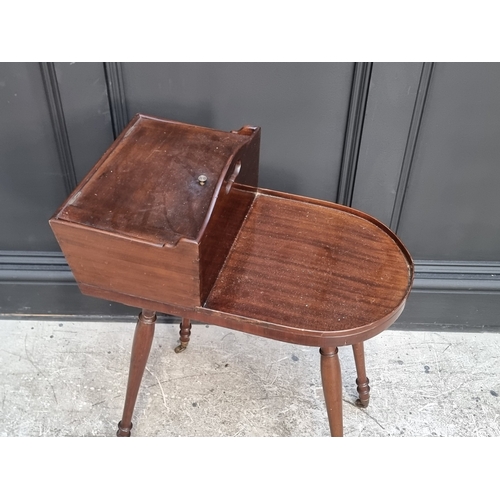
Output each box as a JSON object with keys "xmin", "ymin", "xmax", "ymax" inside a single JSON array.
[
  {"xmin": 57, "ymin": 114, "xmax": 254, "ymax": 246},
  {"xmin": 50, "ymin": 115, "xmax": 412, "ymax": 345},
  {"xmin": 72, "ymin": 187, "xmax": 413, "ymax": 346},
  {"xmin": 206, "ymin": 190, "xmax": 413, "ymax": 335},
  {"xmin": 50, "ymin": 115, "xmax": 261, "ymax": 307}
]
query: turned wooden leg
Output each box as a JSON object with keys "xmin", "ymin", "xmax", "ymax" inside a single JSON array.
[
  {"xmin": 320, "ymin": 346, "xmax": 343, "ymax": 437},
  {"xmin": 174, "ymin": 318, "xmax": 192, "ymax": 353},
  {"xmin": 352, "ymin": 342, "xmax": 370, "ymax": 408},
  {"xmin": 117, "ymin": 309, "xmax": 156, "ymax": 437}
]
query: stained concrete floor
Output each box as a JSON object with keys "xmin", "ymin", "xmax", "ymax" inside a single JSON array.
[{"xmin": 0, "ymin": 318, "xmax": 499, "ymax": 437}]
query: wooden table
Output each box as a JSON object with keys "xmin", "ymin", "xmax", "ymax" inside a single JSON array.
[{"xmin": 50, "ymin": 115, "xmax": 413, "ymax": 436}]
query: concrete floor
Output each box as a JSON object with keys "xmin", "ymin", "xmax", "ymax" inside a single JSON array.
[{"xmin": 0, "ymin": 318, "xmax": 499, "ymax": 437}]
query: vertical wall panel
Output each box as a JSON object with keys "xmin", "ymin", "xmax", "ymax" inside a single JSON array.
[
  {"xmin": 0, "ymin": 63, "xmax": 67, "ymax": 251},
  {"xmin": 121, "ymin": 62, "xmax": 354, "ymax": 202},
  {"xmin": 2, "ymin": 61, "xmax": 499, "ymax": 328},
  {"xmin": 54, "ymin": 62, "xmax": 114, "ymax": 182},
  {"xmin": 397, "ymin": 63, "xmax": 500, "ymax": 260},
  {"xmin": 337, "ymin": 62, "xmax": 372, "ymax": 206},
  {"xmin": 352, "ymin": 62, "xmax": 423, "ymax": 226}
]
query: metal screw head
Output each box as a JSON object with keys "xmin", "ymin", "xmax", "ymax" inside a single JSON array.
[{"xmin": 197, "ymin": 174, "xmax": 207, "ymax": 186}]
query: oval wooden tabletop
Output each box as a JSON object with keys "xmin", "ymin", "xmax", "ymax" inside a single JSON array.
[{"xmin": 205, "ymin": 188, "xmax": 413, "ymax": 345}]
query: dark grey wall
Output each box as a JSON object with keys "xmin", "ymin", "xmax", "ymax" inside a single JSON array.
[
  {"xmin": 397, "ymin": 63, "xmax": 500, "ymax": 261},
  {"xmin": 0, "ymin": 63, "xmax": 67, "ymax": 251},
  {"xmin": 120, "ymin": 62, "xmax": 354, "ymax": 201},
  {"xmin": 0, "ymin": 63, "xmax": 114, "ymax": 251},
  {"xmin": 1, "ymin": 62, "xmax": 499, "ymax": 329},
  {"xmin": 353, "ymin": 62, "xmax": 500, "ymax": 330},
  {"xmin": 54, "ymin": 62, "xmax": 114, "ymax": 184},
  {"xmin": 352, "ymin": 62, "xmax": 423, "ymax": 226}
]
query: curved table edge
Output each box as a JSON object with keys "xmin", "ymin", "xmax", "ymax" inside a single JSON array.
[{"xmin": 79, "ymin": 284, "xmax": 410, "ymax": 348}]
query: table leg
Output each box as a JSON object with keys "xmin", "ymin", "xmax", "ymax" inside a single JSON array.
[
  {"xmin": 352, "ymin": 342, "xmax": 370, "ymax": 408},
  {"xmin": 320, "ymin": 346, "xmax": 343, "ymax": 437},
  {"xmin": 174, "ymin": 318, "xmax": 192, "ymax": 353},
  {"xmin": 117, "ymin": 309, "xmax": 156, "ymax": 437}
]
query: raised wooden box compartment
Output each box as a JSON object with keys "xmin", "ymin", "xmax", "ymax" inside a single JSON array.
[{"xmin": 49, "ymin": 114, "xmax": 261, "ymax": 308}]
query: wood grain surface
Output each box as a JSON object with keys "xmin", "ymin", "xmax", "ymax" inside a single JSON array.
[
  {"xmin": 206, "ymin": 190, "xmax": 413, "ymax": 334},
  {"xmin": 50, "ymin": 114, "xmax": 261, "ymax": 306},
  {"xmin": 56, "ymin": 114, "xmax": 257, "ymax": 247},
  {"xmin": 75, "ymin": 187, "xmax": 413, "ymax": 347}
]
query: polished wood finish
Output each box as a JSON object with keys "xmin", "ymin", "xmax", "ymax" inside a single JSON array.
[
  {"xmin": 57, "ymin": 115, "xmax": 257, "ymax": 246},
  {"xmin": 74, "ymin": 187, "xmax": 412, "ymax": 348},
  {"xmin": 199, "ymin": 184, "xmax": 257, "ymax": 303},
  {"xmin": 206, "ymin": 189, "xmax": 412, "ymax": 340},
  {"xmin": 352, "ymin": 342, "xmax": 370, "ymax": 408},
  {"xmin": 50, "ymin": 114, "xmax": 261, "ymax": 307},
  {"xmin": 49, "ymin": 115, "xmax": 414, "ymax": 436},
  {"xmin": 49, "ymin": 220, "xmax": 200, "ymax": 307},
  {"xmin": 72, "ymin": 185, "xmax": 412, "ymax": 436},
  {"xmin": 117, "ymin": 309, "xmax": 156, "ymax": 437},
  {"xmin": 320, "ymin": 347, "xmax": 343, "ymax": 437}
]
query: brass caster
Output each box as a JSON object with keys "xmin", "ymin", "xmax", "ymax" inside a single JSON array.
[
  {"xmin": 116, "ymin": 421, "xmax": 133, "ymax": 437},
  {"xmin": 174, "ymin": 342, "xmax": 188, "ymax": 354},
  {"xmin": 355, "ymin": 398, "xmax": 369, "ymax": 409}
]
